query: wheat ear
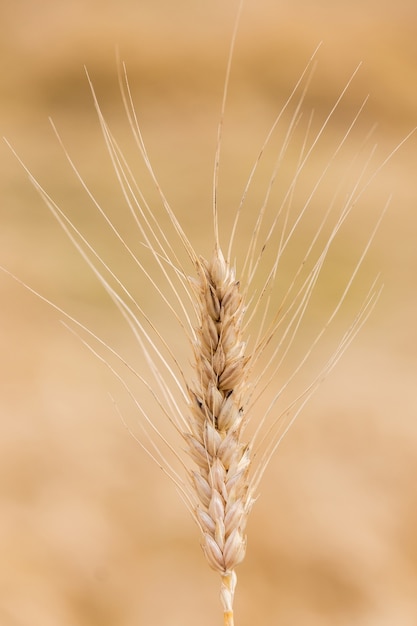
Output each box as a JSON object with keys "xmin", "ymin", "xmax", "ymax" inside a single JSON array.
[{"xmin": 187, "ymin": 246, "xmax": 253, "ymax": 624}]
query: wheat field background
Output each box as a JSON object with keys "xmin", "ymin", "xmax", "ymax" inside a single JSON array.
[{"xmin": 1, "ymin": 0, "xmax": 417, "ymax": 624}]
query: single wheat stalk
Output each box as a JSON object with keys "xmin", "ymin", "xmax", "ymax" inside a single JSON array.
[{"xmin": 4, "ymin": 4, "xmax": 414, "ymax": 624}]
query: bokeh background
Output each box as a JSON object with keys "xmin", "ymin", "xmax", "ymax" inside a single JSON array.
[{"xmin": 1, "ymin": 0, "xmax": 417, "ymax": 624}]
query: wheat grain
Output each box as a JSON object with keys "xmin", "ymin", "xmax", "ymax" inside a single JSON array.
[{"xmin": 4, "ymin": 6, "xmax": 414, "ymax": 625}]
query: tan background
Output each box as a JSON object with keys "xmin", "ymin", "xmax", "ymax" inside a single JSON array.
[{"xmin": 1, "ymin": 0, "xmax": 417, "ymax": 624}]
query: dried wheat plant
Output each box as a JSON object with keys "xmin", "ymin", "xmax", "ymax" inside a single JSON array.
[{"xmin": 4, "ymin": 5, "xmax": 413, "ymax": 625}]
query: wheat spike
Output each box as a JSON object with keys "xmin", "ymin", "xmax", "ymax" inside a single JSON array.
[{"xmin": 187, "ymin": 247, "xmax": 253, "ymax": 623}]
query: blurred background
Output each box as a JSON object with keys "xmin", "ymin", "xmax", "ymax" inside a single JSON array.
[{"xmin": 1, "ymin": 0, "xmax": 417, "ymax": 624}]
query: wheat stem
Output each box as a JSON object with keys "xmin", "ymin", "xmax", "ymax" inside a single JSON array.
[{"xmin": 221, "ymin": 571, "xmax": 237, "ymax": 626}]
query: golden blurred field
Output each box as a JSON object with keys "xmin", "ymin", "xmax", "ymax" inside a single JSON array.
[{"xmin": 1, "ymin": 1, "xmax": 417, "ymax": 624}]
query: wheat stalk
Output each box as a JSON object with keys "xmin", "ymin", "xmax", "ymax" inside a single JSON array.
[{"xmin": 4, "ymin": 5, "xmax": 414, "ymax": 624}]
